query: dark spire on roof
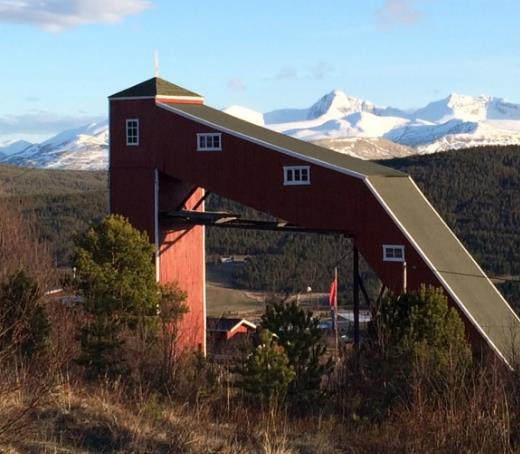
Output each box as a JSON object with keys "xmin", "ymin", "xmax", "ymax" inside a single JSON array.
[{"xmin": 109, "ymin": 77, "xmax": 202, "ymax": 99}]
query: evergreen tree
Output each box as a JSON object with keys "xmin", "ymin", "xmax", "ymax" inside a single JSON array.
[
  {"xmin": 261, "ymin": 301, "xmax": 333, "ymax": 407},
  {"xmin": 73, "ymin": 215, "xmax": 160, "ymax": 376},
  {"xmin": 343, "ymin": 285, "xmax": 472, "ymax": 419},
  {"xmin": 378, "ymin": 285, "xmax": 472, "ymax": 373},
  {"xmin": 237, "ymin": 330, "xmax": 295, "ymax": 403}
]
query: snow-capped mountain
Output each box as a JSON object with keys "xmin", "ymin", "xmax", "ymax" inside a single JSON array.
[
  {"xmin": 223, "ymin": 105, "xmax": 265, "ymax": 126},
  {"xmin": 413, "ymin": 93, "xmax": 520, "ymax": 123},
  {"xmin": 2, "ymin": 90, "xmax": 520, "ymax": 170},
  {"xmin": 225, "ymin": 90, "xmax": 520, "ymax": 155},
  {"xmin": 3, "ymin": 121, "xmax": 108, "ymax": 170},
  {"xmin": 312, "ymin": 137, "xmax": 413, "ymax": 160},
  {"xmin": 0, "ymin": 139, "xmax": 32, "ymax": 158}
]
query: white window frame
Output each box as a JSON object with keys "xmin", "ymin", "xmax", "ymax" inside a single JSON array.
[
  {"xmin": 197, "ymin": 133, "xmax": 222, "ymax": 151},
  {"xmin": 383, "ymin": 244, "xmax": 405, "ymax": 262},
  {"xmin": 126, "ymin": 119, "xmax": 139, "ymax": 146},
  {"xmin": 283, "ymin": 165, "xmax": 311, "ymax": 186}
]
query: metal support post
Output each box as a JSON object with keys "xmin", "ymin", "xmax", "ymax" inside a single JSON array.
[{"xmin": 353, "ymin": 246, "xmax": 360, "ymax": 348}]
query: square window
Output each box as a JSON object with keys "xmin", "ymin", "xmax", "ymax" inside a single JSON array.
[
  {"xmin": 197, "ymin": 133, "xmax": 222, "ymax": 151},
  {"xmin": 383, "ymin": 245, "xmax": 405, "ymax": 262},
  {"xmin": 283, "ymin": 166, "xmax": 310, "ymax": 186}
]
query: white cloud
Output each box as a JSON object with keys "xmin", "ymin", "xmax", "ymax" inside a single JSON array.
[
  {"xmin": 308, "ymin": 62, "xmax": 335, "ymax": 81},
  {"xmin": 0, "ymin": 110, "xmax": 104, "ymax": 135},
  {"xmin": 274, "ymin": 67, "xmax": 299, "ymax": 81},
  {"xmin": 267, "ymin": 64, "xmax": 335, "ymax": 82},
  {"xmin": 376, "ymin": 0, "xmax": 422, "ymax": 30},
  {"xmin": 0, "ymin": 0, "xmax": 151, "ymax": 31},
  {"xmin": 226, "ymin": 78, "xmax": 245, "ymax": 92}
]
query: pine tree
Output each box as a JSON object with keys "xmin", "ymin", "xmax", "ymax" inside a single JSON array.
[
  {"xmin": 237, "ymin": 330, "xmax": 295, "ymax": 403},
  {"xmin": 379, "ymin": 284, "xmax": 471, "ymax": 371},
  {"xmin": 261, "ymin": 301, "xmax": 332, "ymax": 407},
  {"xmin": 73, "ymin": 215, "xmax": 160, "ymax": 376}
]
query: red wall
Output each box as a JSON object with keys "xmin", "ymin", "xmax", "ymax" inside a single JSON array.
[
  {"xmin": 227, "ymin": 324, "xmax": 253, "ymax": 340},
  {"xmin": 109, "ymin": 97, "xmax": 482, "ymax": 352},
  {"xmin": 159, "ymin": 188, "xmax": 205, "ymax": 352},
  {"xmin": 110, "ymin": 99, "xmax": 424, "ymax": 291}
]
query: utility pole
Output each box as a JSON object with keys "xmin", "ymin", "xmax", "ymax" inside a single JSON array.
[
  {"xmin": 353, "ymin": 246, "xmax": 360, "ymax": 349},
  {"xmin": 334, "ymin": 266, "xmax": 339, "ymax": 358},
  {"xmin": 403, "ymin": 261, "xmax": 408, "ymax": 294}
]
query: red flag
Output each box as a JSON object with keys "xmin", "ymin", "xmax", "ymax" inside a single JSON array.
[{"xmin": 329, "ymin": 278, "xmax": 337, "ymax": 307}]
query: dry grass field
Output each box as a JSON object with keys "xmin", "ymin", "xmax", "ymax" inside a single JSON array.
[{"xmin": 206, "ymin": 262, "xmax": 266, "ymax": 317}]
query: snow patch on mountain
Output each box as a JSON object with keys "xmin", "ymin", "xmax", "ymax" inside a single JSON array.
[
  {"xmin": 415, "ymin": 121, "xmax": 520, "ymax": 153},
  {"xmin": 413, "ymin": 94, "xmax": 520, "ymax": 123},
  {"xmin": 222, "ymin": 105, "xmax": 265, "ymax": 126},
  {"xmin": 3, "ymin": 89, "xmax": 520, "ymax": 171},
  {"xmin": 260, "ymin": 91, "xmax": 520, "ymax": 154},
  {"xmin": 307, "ymin": 90, "xmax": 375, "ymax": 119},
  {"xmin": 312, "ymin": 137, "xmax": 414, "ymax": 160},
  {"xmin": 4, "ymin": 121, "xmax": 108, "ymax": 170},
  {"xmin": 264, "ymin": 107, "xmax": 309, "ymax": 125},
  {"xmin": 0, "ymin": 139, "xmax": 32, "ymax": 156},
  {"xmin": 278, "ymin": 112, "xmax": 409, "ymax": 141}
]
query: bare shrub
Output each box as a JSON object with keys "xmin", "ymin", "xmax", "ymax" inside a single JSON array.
[
  {"xmin": 0, "ymin": 200, "xmax": 54, "ymax": 288},
  {"xmin": 0, "ymin": 202, "xmax": 57, "ymax": 448}
]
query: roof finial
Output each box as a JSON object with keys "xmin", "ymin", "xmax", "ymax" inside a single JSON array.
[{"xmin": 154, "ymin": 50, "xmax": 160, "ymax": 78}]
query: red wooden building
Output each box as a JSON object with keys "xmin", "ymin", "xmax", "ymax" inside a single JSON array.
[
  {"xmin": 207, "ymin": 317, "xmax": 257, "ymax": 341},
  {"xmin": 109, "ymin": 77, "xmax": 520, "ymax": 364}
]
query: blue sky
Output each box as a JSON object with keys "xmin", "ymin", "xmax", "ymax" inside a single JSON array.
[{"xmin": 1, "ymin": 0, "xmax": 520, "ymax": 142}]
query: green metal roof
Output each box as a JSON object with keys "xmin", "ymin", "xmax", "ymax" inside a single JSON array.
[
  {"xmin": 369, "ymin": 175, "xmax": 520, "ymax": 363},
  {"xmin": 109, "ymin": 77, "xmax": 202, "ymax": 99},
  {"xmin": 159, "ymin": 102, "xmax": 407, "ymax": 178},
  {"xmin": 154, "ymin": 81, "xmax": 520, "ymax": 363}
]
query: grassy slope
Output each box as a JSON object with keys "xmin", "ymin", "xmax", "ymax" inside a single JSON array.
[{"xmin": 206, "ymin": 263, "xmax": 265, "ymax": 317}]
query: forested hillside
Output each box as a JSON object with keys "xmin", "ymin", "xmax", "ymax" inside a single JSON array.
[
  {"xmin": 386, "ymin": 146, "xmax": 520, "ymax": 309},
  {"xmin": 0, "ymin": 145, "xmax": 519, "ymax": 308},
  {"xmin": 385, "ymin": 146, "xmax": 520, "ymax": 277},
  {"xmin": 0, "ymin": 165, "xmax": 108, "ymax": 264}
]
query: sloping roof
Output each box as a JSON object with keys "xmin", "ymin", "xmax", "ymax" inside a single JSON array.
[
  {"xmin": 368, "ymin": 175, "xmax": 520, "ymax": 363},
  {"xmin": 110, "ymin": 77, "xmax": 202, "ymax": 99},
  {"xmin": 150, "ymin": 80, "xmax": 520, "ymax": 364},
  {"xmin": 207, "ymin": 317, "xmax": 257, "ymax": 333},
  {"xmin": 158, "ymin": 102, "xmax": 406, "ymax": 179}
]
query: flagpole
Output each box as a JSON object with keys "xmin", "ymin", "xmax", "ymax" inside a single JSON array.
[{"xmin": 334, "ymin": 266, "xmax": 339, "ymax": 359}]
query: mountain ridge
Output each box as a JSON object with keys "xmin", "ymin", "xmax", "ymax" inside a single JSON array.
[{"xmin": 2, "ymin": 90, "xmax": 520, "ymax": 170}]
